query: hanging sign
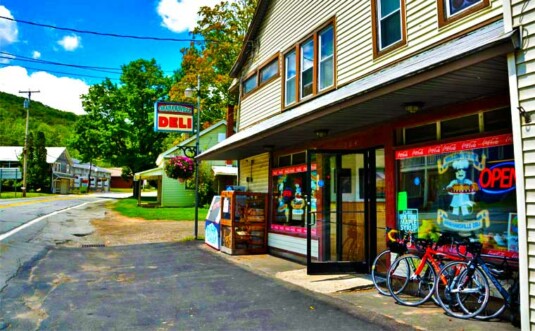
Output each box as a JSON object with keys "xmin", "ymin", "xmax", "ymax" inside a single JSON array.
[{"xmin": 154, "ymin": 101, "xmax": 194, "ymax": 133}]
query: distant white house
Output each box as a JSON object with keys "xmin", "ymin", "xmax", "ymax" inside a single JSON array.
[
  {"xmin": 71, "ymin": 159, "xmax": 111, "ymax": 192},
  {"xmin": 0, "ymin": 146, "xmax": 74, "ymax": 194}
]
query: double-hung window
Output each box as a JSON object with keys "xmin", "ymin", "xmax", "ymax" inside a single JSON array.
[
  {"xmin": 372, "ymin": 0, "xmax": 406, "ymax": 57},
  {"xmin": 319, "ymin": 26, "xmax": 334, "ymax": 92},
  {"xmin": 438, "ymin": 0, "xmax": 489, "ymax": 27},
  {"xmin": 285, "ymin": 50, "xmax": 297, "ymax": 106},
  {"xmin": 283, "ymin": 21, "xmax": 335, "ymax": 108},
  {"xmin": 300, "ymin": 39, "xmax": 314, "ymax": 99}
]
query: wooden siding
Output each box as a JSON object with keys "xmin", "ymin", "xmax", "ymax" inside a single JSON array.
[
  {"xmin": 268, "ymin": 233, "xmax": 318, "ymax": 258},
  {"xmin": 512, "ymin": 0, "xmax": 535, "ymax": 327},
  {"xmin": 238, "ymin": 153, "xmax": 270, "ymax": 192},
  {"xmin": 161, "ymin": 175, "xmax": 194, "ymax": 207},
  {"xmin": 238, "ymin": 0, "xmax": 503, "ymax": 128}
]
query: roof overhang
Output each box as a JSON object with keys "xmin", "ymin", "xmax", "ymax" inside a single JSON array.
[
  {"xmin": 134, "ymin": 167, "xmax": 163, "ymax": 181},
  {"xmin": 199, "ymin": 20, "xmax": 519, "ymax": 161},
  {"xmin": 212, "ymin": 165, "xmax": 238, "ymax": 176}
]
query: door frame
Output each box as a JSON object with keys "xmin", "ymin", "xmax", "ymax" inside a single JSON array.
[{"xmin": 306, "ymin": 148, "xmax": 378, "ymax": 274}]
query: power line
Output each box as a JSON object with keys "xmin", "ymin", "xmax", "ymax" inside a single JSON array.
[
  {"xmin": 0, "ymin": 16, "xmax": 210, "ymax": 43},
  {"xmin": 0, "ymin": 54, "xmax": 123, "ymax": 75},
  {"xmin": 0, "ymin": 63, "xmax": 121, "ymax": 81}
]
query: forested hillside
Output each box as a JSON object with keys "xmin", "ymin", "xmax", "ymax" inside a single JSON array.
[{"xmin": 0, "ymin": 91, "xmax": 79, "ymax": 148}]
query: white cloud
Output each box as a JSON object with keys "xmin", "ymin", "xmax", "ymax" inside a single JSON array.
[
  {"xmin": 0, "ymin": 52, "xmax": 15, "ymax": 64},
  {"xmin": 32, "ymin": 51, "xmax": 41, "ymax": 59},
  {"xmin": 0, "ymin": 6, "xmax": 18, "ymax": 43},
  {"xmin": 156, "ymin": 0, "xmax": 222, "ymax": 33},
  {"xmin": 58, "ymin": 34, "xmax": 81, "ymax": 51},
  {"xmin": 0, "ymin": 66, "xmax": 89, "ymax": 115}
]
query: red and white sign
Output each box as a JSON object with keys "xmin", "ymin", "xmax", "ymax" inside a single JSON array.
[
  {"xmin": 395, "ymin": 134, "xmax": 513, "ymax": 159},
  {"xmin": 154, "ymin": 101, "xmax": 194, "ymax": 133},
  {"xmin": 272, "ymin": 163, "xmax": 317, "ymax": 176}
]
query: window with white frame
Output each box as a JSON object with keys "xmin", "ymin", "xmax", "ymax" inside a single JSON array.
[
  {"xmin": 319, "ymin": 26, "xmax": 334, "ymax": 92},
  {"xmin": 376, "ymin": 0, "xmax": 403, "ymax": 51},
  {"xmin": 300, "ymin": 38, "xmax": 314, "ymax": 99},
  {"xmin": 283, "ymin": 21, "xmax": 335, "ymax": 108},
  {"xmin": 285, "ymin": 50, "xmax": 297, "ymax": 106}
]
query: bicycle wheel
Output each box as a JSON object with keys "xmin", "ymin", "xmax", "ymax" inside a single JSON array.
[
  {"xmin": 437, "ymin": 262, "xmax": 490, "ymax": 319},
  {"xmin": 371, "ymin": 249, "xmax": 399, "ymax": 296},
  {"xmin": 435, "ymin": 261, "xmax": 468, "ymax": 316},
  {"xmin": 387, "ymin": 255, "xmax": 437, "ymax": 306},
  {"xmin": 474, "ymin": 273, "xmax": 509, "ymax": 320}
]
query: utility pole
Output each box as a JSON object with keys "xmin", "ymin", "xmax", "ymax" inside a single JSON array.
[{"xmin": 19, "ymin": 90, "xmax": 40, "ymax": 197}]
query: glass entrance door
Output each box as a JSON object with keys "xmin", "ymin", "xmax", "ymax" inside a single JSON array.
[{"xmin": 306, "ymin": 149, "xmax": 384, "ymax": 274}]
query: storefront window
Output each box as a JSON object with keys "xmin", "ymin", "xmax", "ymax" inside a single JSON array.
[
  {"xmin": 396, "ymin": 133, "xmax": 517, "ymax": 257},
  {"xmin": 271, "ymin": 164, "xmax": 317, "ymax": 235}
]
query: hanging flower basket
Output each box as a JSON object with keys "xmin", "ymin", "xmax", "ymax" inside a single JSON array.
[{"xmin": 165, "ymin": 155, "xmax": 195, "ymax": 182}]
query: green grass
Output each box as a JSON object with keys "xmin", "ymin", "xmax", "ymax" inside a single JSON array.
[
  {"xmin": 0, "ymin": 191, "xmax": 53, "ymax": 199},
  {"xmin": 112, "ymin": 197, "xmax": 208, "ymax": 221}
]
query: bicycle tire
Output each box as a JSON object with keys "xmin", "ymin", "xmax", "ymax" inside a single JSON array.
[
  {"xmin": 473, "ymin": 273, "xmax": 509, "ymax": 320},
  {"xmin": 387, "ymin": 255, "xmax": 437, "ymax": 306},
  {"xmin": 436, "ymin": 261, "xmax": 490, "ymax": 319},
  {"xmin": 371, "ymin": 249, "xmax": 399, "ymax": 296}
]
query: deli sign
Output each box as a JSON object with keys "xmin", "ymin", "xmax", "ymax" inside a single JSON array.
[{"xmin": 154, "ymin": 101, "xmax": 194, "ymax": 133}]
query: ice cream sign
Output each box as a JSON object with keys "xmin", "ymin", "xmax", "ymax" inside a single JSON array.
[{"xmin": 154, "ymin": 101, "xmax": 194, "ymax": 133}]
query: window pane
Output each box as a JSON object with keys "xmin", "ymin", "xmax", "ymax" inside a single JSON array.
[
  {"xmin": 243, "ymin": 75, "xmax": 257, "ymax": 94},
  {"xmin": 319, "ymin": 26, "xmax": 333, "ymax": 60},
  {"xmin": 319, "ymin": 57, "xmax": 333, "ymax": 90},
  {"xmin": 448, "ymin": 0, "xmax": 483, "ymax": 16},
  {"xmin": 380, "ymin": 0, "xmax": 400, "ymax": 17},
  {"xmin": 301, "ymin": 68, "xmax": 313, "ymax": 97},
  {"xmin": 484, "ymin": 108, "xmax": 511, "ymax": 132},
  {"xmin": 260, "ymin": 59, "xmax": 278, "ymax": 84},
  {"xmin": 405, "ymin": 123, "xmax": 437, "ymax": 145},
  {"xmin": 286, "ymin": 77, "xmax": 296, "ymax": 106},
  {"xmin": 380, "ymin": 11, "xmax": 401, "ymax": 49},
  {"xmin": 285, "ymin": 51, "xmax": 296, "ymax": 79},
  {"xmin": 301, "ymin": 40, "xmax": 314, "ymax": 71},
  {"xmin": 441, "ymin": 114, "xmax": 479, "ymax": 139}
]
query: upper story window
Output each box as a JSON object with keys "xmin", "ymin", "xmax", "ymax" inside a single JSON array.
[
  {"xmin": 300, "ymin": 39, "xmax": 314, "ymax": 99},
  {"xmin": 243, "ymin": 74, "xmax": 258, "ymax": 95},
  {"xmin": 259, "ymin": 57, "xmax": 279, "ymax": 84},
  {"xmin": 372, "ymin": 0, "xmax": 406, "ymax": 57},
  {"xmin": 242, "ymin": 53, "xmax": 280, "ymax": 98},
  {"xmin": 438, "ymin": 0, "xmax": 490, "ymax": 27},
  {"xmin": 283, "ymin": 20, "xmax": 335, "ymax": 109},
  {"xmin": 285, "ymin": 50, "xmax": 297, "ymax": 107},
  {"xmin": 319, "ymin": 26, "xmax": 334, "ymax": 91}
]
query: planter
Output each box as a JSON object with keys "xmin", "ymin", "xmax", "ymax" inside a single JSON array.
[{"xmin": 178, "ymin": 178, "xmax": 185, "ymax": 183}]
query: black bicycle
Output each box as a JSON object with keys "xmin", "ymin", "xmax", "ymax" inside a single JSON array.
[{"xmin": 435, "ymin": 241, "xmax": 520, "ymax": 325}]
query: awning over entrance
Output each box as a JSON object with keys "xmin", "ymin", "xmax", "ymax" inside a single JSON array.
[
  {"xmin": 197, "ymin": 20, "xmax": 518, "ymax": 161},
  {"xmin": 134, "ymin": 167, "xmax": 163, "ymax": 181}
]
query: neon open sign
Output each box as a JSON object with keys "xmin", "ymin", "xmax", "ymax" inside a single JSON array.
[{"xmin": 478, "ymin": 161, "xmax": 516, "ymax": 194}]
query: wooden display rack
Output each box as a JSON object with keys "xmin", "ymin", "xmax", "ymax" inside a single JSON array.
[{"xmin": 220, "ymin": 191, "xmax": 267, "ymax": 255}]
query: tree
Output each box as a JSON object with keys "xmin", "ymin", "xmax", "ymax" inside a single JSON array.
[
  {"xmin": 26, "ymin": 131, "xmax": 49, "ymax": 191},
  {"xmin": 71, "ymin": 59, "xmax": 171, "ymax": 178},
  {"xmin": 168, "ymin": 0, "xmax": 257, "ymax": 131}
]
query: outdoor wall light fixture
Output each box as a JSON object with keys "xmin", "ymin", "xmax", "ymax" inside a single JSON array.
[
  {"xmin": 314, "ymin": 129, "xmax": 329, "ymax": 138},
  {"xmin": 403, "ymin": 102, "xmax": 424, "ymax": 114}
]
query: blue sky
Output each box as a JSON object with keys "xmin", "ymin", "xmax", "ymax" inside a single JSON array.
[{"xmin": 0, "ymin": 0, "xmax": 221, "ymax": 114}]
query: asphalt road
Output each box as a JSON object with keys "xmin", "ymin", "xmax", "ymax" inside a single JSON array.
[{"xmin": 0, "ymin": 241, "xmax": 387, "ymax": 330}]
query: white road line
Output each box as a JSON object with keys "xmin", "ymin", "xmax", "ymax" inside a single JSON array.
[{"xmin": 0, "ymin": 199, "xmax": 109, "ymax": 241}]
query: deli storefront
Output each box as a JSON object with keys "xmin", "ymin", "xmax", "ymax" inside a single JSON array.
[{"xmin": 266, "ymin": 104, "xmax": 517, "ymax": 274}]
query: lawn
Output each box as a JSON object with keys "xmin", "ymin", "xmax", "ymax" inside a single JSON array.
[
  {"xmin": 111, "ymin": 197, "xmax": 209, "ymax": 221},
  {"xmin": 0, "ymin": 191, "xmax": 52, "ymax": 199}
]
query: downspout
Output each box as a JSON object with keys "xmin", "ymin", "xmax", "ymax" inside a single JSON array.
[{"xmin": 503, "ymin": 0, "xmax": 530, "ymax": 328}]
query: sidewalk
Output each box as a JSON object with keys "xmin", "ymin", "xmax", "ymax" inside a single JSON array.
[{"xmin": 206, "ymin": 247, "xmax": 519, "ymax": 331}]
